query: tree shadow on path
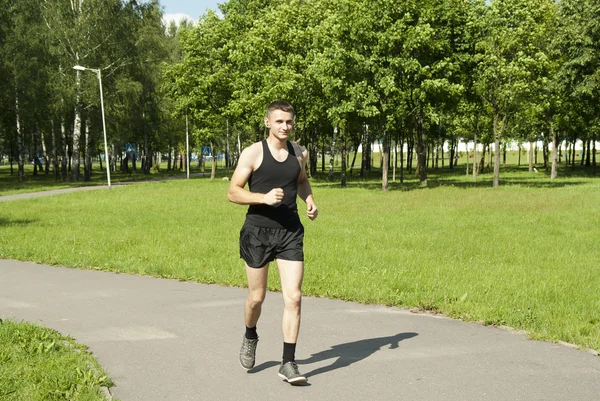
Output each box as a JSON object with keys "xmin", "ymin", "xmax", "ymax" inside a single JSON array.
[{"xmin": 251, "ymin": 332, "xmax": 418, "ymax": 378}]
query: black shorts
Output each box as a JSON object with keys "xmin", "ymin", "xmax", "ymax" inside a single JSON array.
[{"xmin": 239, "ymin": 224, "xmax": 304, "ymax": 268}]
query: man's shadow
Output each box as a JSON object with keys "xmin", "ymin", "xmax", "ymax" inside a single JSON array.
[{"xmin": 250, "ymin": 332, "xmax": 418, "ymax": 378}]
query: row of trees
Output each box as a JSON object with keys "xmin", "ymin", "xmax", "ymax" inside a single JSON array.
[
  {"xmin": 0, "ymin": 0, "xmax": 189, "ymax": 183},
  {"xmin": 168, "ymin": 0, "xmax": 599, "ymax": 189},
  {"xmin": 1, "ymin": 0, "xmax": 599, "ymax": 190}
]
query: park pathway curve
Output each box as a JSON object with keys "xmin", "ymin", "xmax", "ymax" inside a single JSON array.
[
  {"xmin": 1, "ymin": 259, "xmax": 599, "ymax": 401},
  {"xmin": 0, "ymin": 172, "xmax": 210, "ymax": 203}
]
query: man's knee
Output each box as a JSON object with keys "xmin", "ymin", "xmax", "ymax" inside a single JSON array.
[
  {"xmin": 283, "ymin": 289, "xmax": 302, "ymax": 308},
  {"xmin": 247, "ymin": 289, "xmax": 266, "ymax": 308}
]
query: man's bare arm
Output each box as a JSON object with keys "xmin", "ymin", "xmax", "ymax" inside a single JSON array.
[{"xmin": 296, "ymin": 146, "xmax": 318, "ymax": 221}]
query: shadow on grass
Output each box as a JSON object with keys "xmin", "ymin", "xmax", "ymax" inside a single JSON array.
[
  {"xmin": 0, "ymin": 217, "xmax": 37, "ymax": 226},
  {"xmin": 249, "ymin": 332, "xmax": 418, "ymax": 378},
  {"xmin": 311, "ymin": 165, "xmax": 598, "ymax": 191}
]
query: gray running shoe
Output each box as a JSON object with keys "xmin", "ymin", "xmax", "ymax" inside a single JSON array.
[
  {"xmin": 239, "ymin": 336, "xmax": 258, "ymax": 370},
  {"xmin": 278, "ymin": 361, "xmax": 307, "ymax": 384}
]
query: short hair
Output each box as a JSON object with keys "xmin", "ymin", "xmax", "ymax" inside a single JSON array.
[{"xmin": 267, "ymin": 100, "xmax": 295, "ymax": 118}]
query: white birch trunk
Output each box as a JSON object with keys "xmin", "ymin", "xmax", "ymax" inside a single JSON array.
[
  {"xmin": 85, "ymin": 115, "xmax": 92, "ymax": 180},
  {"xmin": 529, "ymin": 140, "xmax": 534, "ymax": 172},
  {"xmin": 72, "ymin": 69, "xmax": 82, "ymax": 181},
  {"xmin": 15, "ymin": 91, "xmax": 24, "ymax": 182}
]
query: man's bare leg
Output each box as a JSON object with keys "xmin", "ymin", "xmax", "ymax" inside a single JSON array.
[
  {"xmin": 275, "ymin": 259, "xmax": 307, "ymax": 383},
  {"xmin": 276, "ymin": 259, "xmax": 304, "ymax": 343},
  {"xmin": 239, "ymin": 263, "xmax": 269, "ymax": 370},
  {"xmin": 244, "ymin": 263, "xmax": 269, "ymax": 328}
]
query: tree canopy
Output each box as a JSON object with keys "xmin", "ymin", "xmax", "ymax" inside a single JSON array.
[{"xmin": 1, "ymin": 0, "xmax": 598, "ymax": 187}]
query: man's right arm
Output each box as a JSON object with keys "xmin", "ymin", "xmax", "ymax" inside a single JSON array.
[{"xmin": 227, "ymin": 145, "xmax": 283, "ymax": 206}]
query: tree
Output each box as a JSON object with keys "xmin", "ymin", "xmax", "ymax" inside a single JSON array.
[{"xmin": 475, "ymin": 0, "xmax": 556, "ymax": 187}]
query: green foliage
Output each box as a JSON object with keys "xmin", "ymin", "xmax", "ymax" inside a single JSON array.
[{"xmin": 1, "ymin": 0, "xmax": 598, "ymax": 188}]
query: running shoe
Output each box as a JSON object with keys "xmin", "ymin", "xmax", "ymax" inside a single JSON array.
[
  {"xmin": 278, "ymin": 361, "xmax": 307, "ymax": 384},
  {"xmin": 239, "ymin": 336, "xmax": 258, "ymax": 369}
]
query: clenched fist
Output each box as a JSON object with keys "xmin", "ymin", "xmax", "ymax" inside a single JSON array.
[{"xmin": 263, "ymin": 188, "xmax": 284, "ymax": 205}]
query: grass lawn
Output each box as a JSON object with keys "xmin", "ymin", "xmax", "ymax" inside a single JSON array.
[
  {"xmin": 1, "ymin": 160, "xmax": 599, "ymax": 358},
  {"xmin": 0, "ymin": 319, "xmax": 114, "ymax": 401}
]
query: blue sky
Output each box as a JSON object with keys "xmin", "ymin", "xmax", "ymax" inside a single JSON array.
[{"xmin": 159, "ymin": 0, "xmax": 222, "ymax": 22}]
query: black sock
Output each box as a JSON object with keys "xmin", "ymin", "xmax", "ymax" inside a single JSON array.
[
  {"xmin": 282, "ymin": 342, "xmax": 296, "ymax": 364},
  {"xmin": 245, "ymin": 326, "xmax": 258, "ymax": 340}
]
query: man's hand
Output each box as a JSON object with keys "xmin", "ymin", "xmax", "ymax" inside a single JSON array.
[
  {"xmin": 263, "ymin": 188, "xmax": 284, "ymax": 205},
  {"xmin": 306, "ymin": 200, "xmax": 318, "ymax": 220}
]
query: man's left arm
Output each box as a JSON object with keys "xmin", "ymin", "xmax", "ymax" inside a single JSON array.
[{"xmin": 296, "ymin": 145, "xmax": 318, "ymax": 221}]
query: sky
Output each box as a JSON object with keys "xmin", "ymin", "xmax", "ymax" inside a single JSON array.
[{"xmin": 159, "ymin": 0, "xmax": 222, "ymax": 25}]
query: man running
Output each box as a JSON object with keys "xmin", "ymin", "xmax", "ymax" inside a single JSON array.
[{"xmin": 227, "ymin": 100, "xmax": 318, "ymax": 384}]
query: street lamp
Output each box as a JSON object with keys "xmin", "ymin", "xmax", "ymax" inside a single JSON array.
[{"xmin": 73, "ymin": 65, "xmax": 111, "ymax": 187}]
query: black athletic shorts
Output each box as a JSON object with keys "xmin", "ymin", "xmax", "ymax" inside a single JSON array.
[{"xmin": 239, "ymin": 224, "xmax": 304, "ymax": 268}]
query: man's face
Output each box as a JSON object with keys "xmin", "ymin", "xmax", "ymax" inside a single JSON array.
[{"xmin": 265, "ymin": 109, "xmax": 295, "ymax": 141}]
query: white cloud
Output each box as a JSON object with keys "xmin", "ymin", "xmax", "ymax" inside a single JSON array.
[{"xmin": 162, "ymin": 13, "xmax": 196, "ymax": 27}]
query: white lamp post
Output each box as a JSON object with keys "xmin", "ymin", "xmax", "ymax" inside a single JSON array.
[{"xmin": 73, "ymin": 65, "xmax": 111, "ymax": 188}]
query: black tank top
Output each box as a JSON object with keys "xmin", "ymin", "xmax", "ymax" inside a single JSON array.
[{"xmin": 245, "ymin": 140, "xmax": 302, "ymax": 229}]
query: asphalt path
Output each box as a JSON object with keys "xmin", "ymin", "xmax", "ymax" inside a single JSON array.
[{"xmin": 1, "ymin": 260, "xmax": 599, "ymax": 401}]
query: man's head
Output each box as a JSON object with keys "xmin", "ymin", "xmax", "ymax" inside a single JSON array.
[
  {"xmin": 266, "ymin": 100, "xmax": 295, "ymax": 118},
  {"xmin": 264, "ymin": 101, "xmax": 295, "ymax": 141}
]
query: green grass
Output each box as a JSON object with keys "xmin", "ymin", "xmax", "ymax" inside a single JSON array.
[
  {"xmin": 1, "ymin": 162, "xmax": 599, "ymax": 355},
  {"xmin": 0, "ymin": 319, "xmax": 114, "ymax": 401}
]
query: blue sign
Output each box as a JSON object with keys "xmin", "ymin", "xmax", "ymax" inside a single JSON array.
[
  {"xmin": 126, "ymin": 144, "xmax": 136, "ymax": 153},
  {"xmin": 201, "ymin": 146, "xmax": 211, "ymax": 156}
]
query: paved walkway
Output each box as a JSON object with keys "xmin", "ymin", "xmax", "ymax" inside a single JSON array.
[
  {"xmin": 0, "ymin": 172, "xmax": 210, "ymax": 203},
  {"xmin": 1, "ymin": 260, "xmax": 599, "ymax": 401}
]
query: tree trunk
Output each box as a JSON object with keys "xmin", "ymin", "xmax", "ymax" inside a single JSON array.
[
  {"xmin": 593, "ymin": 136, "xmax": 597, "ymax": 174},
  {"xmin": 441, "ymin": 139, "xmax": 445, "ymax": 168},
  {"xmin": 415, "ymin": 112, "xmax": 427, "ymax": 185},
  {"xmin": 349, "ymin": 142, "xmax": 359, "ymax": 175},
  {"xmin": 329, "ymin": 128, "xmax": 337, "ymax": 182},
  {"xmin": 51, "ymin": 119, "xmax": 59, "ymax": 181},
  {"xmin": 15, "ymin": 91, "xmax": 24, "ymax": 183},
  {"xmin": 60, "ymin": 116, "xmax": 68, "ymax": 181},
  {"xmin": 543, "ymin": 135, "xmax": 549, "ymax": 171},
  {"xmin": 492, "ymin": 112, "xmax": 501, "ymax": 188},
  {"xmin": 32, "ymin": 125, "xmax": 39, "ymax": 176},
  {"xmin": 479, "ymin": 143, "xmax": 486, "ymax": 174},
  {"xmin": 529, "ymin": 140, "xmax": 535, "ymax": 172},
  {"xmin": 340, "ymin": 132, "xmax": 347, "ymax": 188},
  {"xmin": 360, "ymin": 133, "xmax": 367, "ymax": 178},
  {"xmin": 382, "ymin": 133, "xmax": 389, "ymax": 192},
  {"xmin": 435, "ymin": 136, "xmax": 440, "ymax": 169},
  {"xmin": 465, "ymin": 141, "xmax": 469, "ymax": 176},
  {"xmin": 585, "ymin": 139, "xmax": 591, "ymax": 167},
  {"xmin": 144, "ymin": 111, "xmax": 151, "ymax": 174},
  {"xmin": 473, "ymin": 131, "xmax": 478, "ymax": 182},
  {"xmin": 550, "ymin": 120, "xmax": 558, "ymax": 180},
  {"xmin": 210, "ymin": 143, "xmax": 216, "ymax": 180},
  {"xmin": 399, "ymin": 137, "xmax": 404, "ymax": 183},
  {"xmin": 72, "ymin": 70, "xmax": 82, "ymax": 182},
  {"xmin": 84, "ymin": 116, "xmax": 92, "ymax": 181},
  {"xmin": 309, "ymin": 132, "xmax": 317, "ymax": 176}
]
